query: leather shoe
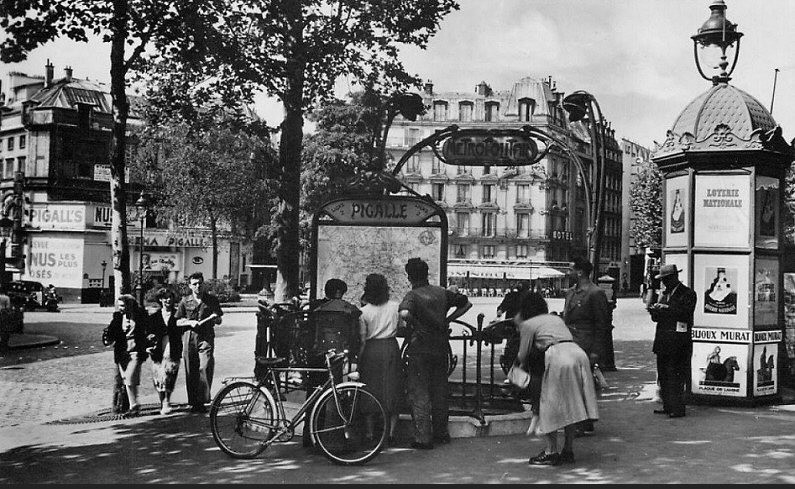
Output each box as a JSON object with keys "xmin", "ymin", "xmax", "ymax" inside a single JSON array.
[
  {"xmin": 668, "ymin": 412, "xmax": 685, "ymax": 418},
  {"xmin": 653, "ymin": 409, "xmax": 669, "ymax": 415},
  {"xmin": 529, "ymin": 451, "xmax": 560, "ymax": 466},
  {"xmin": 410, "ymin": 441, "xmax": 434, "ymax": 450}
]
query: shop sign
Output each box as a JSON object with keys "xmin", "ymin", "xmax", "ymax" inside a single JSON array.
[
  {"xmin": 91, "ymin": 205, "xmax": 141, "ymax": 228},
  {"xmin": 29, "ymin": 204, "xmax": 86, "ymax": 231},
  {"xmin": 141, "ymin": 252, "xmax": 180, "ymax": 271},
  {"xmin": 24, "ymin": 237, "xmax": 85, "ymax": 288},
  {"xmin": 132, "ymin": 231, "xmax": 210, "ymax": 248},
  {"xmin": 441, "ymin": 131, "xmax": 538, "ymax": 166},
  {"xmin": 323, "ymin": 198, "xmax": 438, "ymax": 225},
  {"xmin": 93, "ymin": 164, "xmax": 130, "ymax": 183},
  {"xmin": 549, "ymin": 230, "xmax": 572, "ymax": 241}
]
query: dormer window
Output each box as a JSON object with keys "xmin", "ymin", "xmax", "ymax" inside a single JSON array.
[
  {"xmin": 433, "ymin": 101, "xmax": 448, "ymax": 121},
  {"xmin": 77, "ymin": 102, "xmax": 93, "ymax": 129},
  {"xmin": 485, "ymin": 102, "xmax": 499, "ymax": 122},
  {"xmin": 518, "ymin": 98, "xmax": 536, "ymax": 122},
  {"xmin": 458, "ymin": 101, "xmax": 473, "ymax": 122}
]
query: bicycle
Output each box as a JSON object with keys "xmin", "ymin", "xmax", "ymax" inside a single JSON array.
[{"xmin": 210, "ymin": 348, "xmax": 388, "ymax": 465}]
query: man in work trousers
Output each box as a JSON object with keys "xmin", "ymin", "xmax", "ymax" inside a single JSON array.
[
  {"xmin": 399, "ymin": 258, "xmax": 471, "ymax": 449},
  {"xmin": 647, "ymin": 264, "xmax": 696, "ymax": 418},
  {"xmin": 176, "ymin": 272, "xmax": 224, "ymax": 413},
  {"xmin": 562, "ymin": 257, "xmax": 611, "ymax": 433}
]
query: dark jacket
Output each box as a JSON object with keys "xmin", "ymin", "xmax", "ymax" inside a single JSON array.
[
  {"xmin": 147, "ymin": 308, "xmax": 185, "ymax": 362},
  {"xmin": 104, "ymin": 309, "xmax": 150, "ymax": 364},
  {"xmin": 650, "ymin": 282, "xmax": 697, "ymax": 355}
]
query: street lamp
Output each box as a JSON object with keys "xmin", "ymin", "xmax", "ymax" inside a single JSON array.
[
  {"xmin": 0, "ymin": 217, "xmax": 13, "ymax": 288},
  {"xmin": 563, "ymin": 90, "xmax": 607, "ymax": 279},
  {"xmin": 691, "ymin": 0, "xmax": 743, "ymax": 85},
  {"xmin": 100, "ymin": 259, "xmax": 107, "ymax": 289},
  {"xmin": 134, "ymin": 191, "xmax": 151, "ymax": 305}
]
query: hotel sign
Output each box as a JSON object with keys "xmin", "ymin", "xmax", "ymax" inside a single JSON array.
[{"xmin": 441, "ymin": 131, "xmax": 539, "ymax": 166}]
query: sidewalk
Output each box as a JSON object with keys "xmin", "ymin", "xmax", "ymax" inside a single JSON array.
[{"xmin": 2, "ymin": 340, "xmax": 795, "ymax": 484}]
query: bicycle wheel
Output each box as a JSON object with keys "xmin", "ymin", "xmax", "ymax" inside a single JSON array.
[
  {"xmin": 310, "ymin": 384, "xmax": 387, "ymax": 465},
  {"xmin": 401, "ymin": 341, "xmax": 455, "ymax": 377},
  {"xmin": 210, "ymin": 381, "xmax": 276, "ymax": 459}
]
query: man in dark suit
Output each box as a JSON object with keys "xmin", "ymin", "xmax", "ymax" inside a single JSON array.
[{"xmin": 647, "ymin": 264, "xmax": 697, "ymax": 418}]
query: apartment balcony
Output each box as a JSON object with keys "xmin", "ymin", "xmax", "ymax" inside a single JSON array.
[{"xmin": 449, "ymin": 227, "xmax": 548, "ymax": 240}]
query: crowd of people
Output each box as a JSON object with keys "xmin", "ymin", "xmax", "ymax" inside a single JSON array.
[{"xmin": 102, "ymin": 271, "xmax": 223, "ymax": 416}]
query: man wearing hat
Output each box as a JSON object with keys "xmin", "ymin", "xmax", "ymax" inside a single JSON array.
[{"xmin": 647, "ymin": 263, "xmax": 697, "ymax": 418}]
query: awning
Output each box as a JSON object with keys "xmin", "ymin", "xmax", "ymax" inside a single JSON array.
[{"xmin": 447, "ymin": 264, "xmax": 565, "ymax": 280}]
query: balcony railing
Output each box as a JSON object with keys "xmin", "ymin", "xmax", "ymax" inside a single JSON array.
[{"xmin": 450, "ymin": 227, "xmax": 548, "ymax": 240}]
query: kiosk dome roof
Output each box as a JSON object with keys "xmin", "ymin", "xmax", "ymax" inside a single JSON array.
[{"xmin": 671, "ymin": 83, "xmax": 776, "ymax": 140}]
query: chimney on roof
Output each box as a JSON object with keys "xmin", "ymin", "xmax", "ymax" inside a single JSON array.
[
  {"xmin": 64, "ymin": 66, "xmax": 73, "ymax": 81},
  {"xmin": 45, "ymin": 59, "xmax": 54, "ymax": 87},
  {"xmin": 475, "ymin": 81, "xmax": 491, "ymax": 96},
  {"xmin": 423, "ymin": 80, "xmax": 433, "ymax": 95}
]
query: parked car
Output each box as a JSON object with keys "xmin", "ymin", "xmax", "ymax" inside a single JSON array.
[{"xmin": 6, "ymin": 280, "xmax": 58, "ymax": 311}]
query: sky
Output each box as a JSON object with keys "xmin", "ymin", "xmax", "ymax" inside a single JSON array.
[{"xmin": 2, "ymin": 0, "xmax": 795, "ymax": 149}]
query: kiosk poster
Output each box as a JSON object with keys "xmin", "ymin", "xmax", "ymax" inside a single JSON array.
[
  {"xmin": 784, "ymin": 273, "xmax": 795, "ymax": 365},
  {"xmin": 754, "ymin": 258, "xmax": 778, "ymax": 326},
  {"xmin": 755, "ymin": 177, "xmax": 779, "ymax": 249},
  {"xmin": 694, "ymin": 254, "xmax": 749, "ymax": 328},
  {"xmin": 665, "ymin": 176, "xmax": 688, "ymax": 248},
  {"xmin": 753, "ymin": 343, "xmax": 778, "ymax": 396},
  {"xmin": 694, "ymin": 174, "xmax": 750, "ymax": 248},
  {"xmin": 691, "ymin": 342, "xmax": 747, "ymax": 397}
]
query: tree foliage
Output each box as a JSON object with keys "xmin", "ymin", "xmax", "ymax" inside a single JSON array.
[
  {"xmin": 141, "ymin": 0, "xmax": 458, "ymax": 301},
  {"xmin": 629, "ymin": 159, "xmax": 663, "ymax": 250},
  {"xmin": 132, "ymin": 119, "xmax": 276, "ymax": 278}
]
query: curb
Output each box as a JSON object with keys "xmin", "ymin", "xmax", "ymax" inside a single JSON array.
[{"xmin": 6, "ymin": 334, "xmax": 60, "ymax": 350}]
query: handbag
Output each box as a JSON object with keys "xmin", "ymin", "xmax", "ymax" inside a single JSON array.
[{"xmin": 507, "ymin": 363, "xmax": 530, "ymax": 389}]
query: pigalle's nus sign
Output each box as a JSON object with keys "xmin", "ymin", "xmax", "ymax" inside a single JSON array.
[{"xmin": 322, "ymin": 198, "xmax": 439, "ymax": 225}]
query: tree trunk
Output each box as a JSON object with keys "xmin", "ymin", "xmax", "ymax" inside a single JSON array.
[
  {"xmin": 210, "ymin": 215, "xmax": 218, "ymax": 279},
  {"xmin": 109, "ymin": 0, "xmax": 132, "ymax": 301},
  {"xmin": 274, "ymin": 3, "xmax": 305, "ymax": 302}
]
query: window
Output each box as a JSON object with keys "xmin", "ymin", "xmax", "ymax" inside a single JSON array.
[
  {"xmin": 453, "ymin": 244, "xmax": 468, "ymax": 258},
  {"xmin": 7, "ymin": 138, "xmax": 13, "ymax": 151},
  {"xmin": 516, "ymin": 184, "xmax": 530, "ymax": 203},
  {"xmin": 78, "ymin": 103, "xmax": 92, "ymax": 128},
  {"xmin": 405, "ymin": 128, "xmax": 420, "ymax": 147},
  {"xmin": 485, "ymin": 102, "xmax": 499, "ymax": 122},
  {"xmin": 19, "ymin": 135, "xmax": 25, "ymax": 149},
  {"xmin": 518, "ymin": 98, "xmax": 536, "ymax": 122},
  {"xmin": 407, "ymin": 155, "xmax": 421, "ymax": 173},
  {"xmin": 482, "ymin": 184, "xmax": 495, "ymax": 203},
  {"xmin": 481, "ymin": 244, "xmax": 495, "ymax": 259},
  {"xmin": 457, "ymin": 165, "xmax": 468, "ymax": 175},
  {"xmin": 459, "ymin": 101, "xmax": 473, "ymax": 122},
  {"xmin": 455, "ymin": 212, "xmax": 470, "ymax": 235},
  {"xmin": 481, "ymin": 213, "xmax": 496, "ymax": 237},
  {"xmin": 16, "ymin": 157, "xmax": 25, "ymax": 175},
  {"xmin": 457, "ymin": 184, "xmax": 470, "ymax": 203},
  {"xmin": 516, "ymin": 244, "xmax": 528, "ymax": 259},
  {"xmin": 4, "ymin": 159, "xmax": 14, "ymax": 179},
  {"xmin": 432, "ymin": 183, "xmax": 445, "ymax": 201},
  {"xmin": 431, "ymin": 157, "xmax": 441, "ymax": 174},
  {"xmin": 516, "ymin": 213, "xmax": 529, "ymax": 238},
  {"xmin": 433, "ymin": 101, "xmax": 448, "ymax": 121}
]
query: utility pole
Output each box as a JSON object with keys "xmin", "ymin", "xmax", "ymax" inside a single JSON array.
[{"xmin": 770, "ymin": 68, "xmax": 780, "ymax": 115}]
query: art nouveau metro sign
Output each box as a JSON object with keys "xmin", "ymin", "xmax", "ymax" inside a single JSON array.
[{"xmin": 440, "ymin": 130, "xmax": 540, "ymax": 166}]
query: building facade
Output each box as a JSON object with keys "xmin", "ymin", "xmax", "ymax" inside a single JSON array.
[
  {"xmin": 619, "ymin": 138, "xmax": 652, "ymax": 293},
  {"xmin": 388, "ymin": 76, "xmax": 622, "ymax": 292},
  {"xmin": 0, "ymin": 63, "xmax": 253, "ymax": 302}
]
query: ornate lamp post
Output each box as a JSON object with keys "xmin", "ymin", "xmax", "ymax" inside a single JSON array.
[
  {"xmin": 691, "ymin": 0, "xmax": 743, "ymax": 85},
  {"xmin": 562, "ymin": 90, "xmax": 608, "ymax": 278},
  {"xmin": 134, "ymin": 191, "xmax": 151, "ymax": 305},
  {"xmin": 101, "ymin": 259, "xmax": 108, "ymax": 289}
]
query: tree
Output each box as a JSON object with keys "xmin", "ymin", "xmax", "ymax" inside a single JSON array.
[
  {"xmin": 629, "ymin": 159, "xmax": 663, "ymax": 250},
  {"xmin": 133, "ymin": 119, "xmax": 275, "ymax": 279},
  {"xmin": 144, "ymin": 0, "xmax": 459, "ymax": 301},
  {"xmin": 0, "ymin": 0, "xmax": 223, "ymax": 300}
]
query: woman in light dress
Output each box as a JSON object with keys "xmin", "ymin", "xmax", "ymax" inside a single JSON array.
[{"xmin": 515, "ymin": 291, "xmax": 599, "ymax": 466}]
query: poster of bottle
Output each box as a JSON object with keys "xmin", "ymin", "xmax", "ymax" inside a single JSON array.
[
  {"xmin": 694, "ymin": 254, "xmax": 749, "ymax": 328},
  {"xmin": 665, "ymin": 175, "xmax": 688, "ymax": 248},
  {"xmin": 693, "ymin": 174, "xmax": 750, "ymax": 248},
  {"xmin": 691, "ymin": 342, "xmax": 747, "ymax": 397},
  {"xmin": 754, "ymin": 258, "xmax": 778, "ymax": 326},
  {"xmin": 755, "ymin": 177, "xmax": 779, "ymax": 249},
  {"xmin": 753, "ymin": 343, "xmax": 778, "ymax": 396}
]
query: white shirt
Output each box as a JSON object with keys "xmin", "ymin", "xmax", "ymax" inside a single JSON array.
[{"xmin": 359, "ymin": 301, "xmax": 401, "ymax": 342}]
